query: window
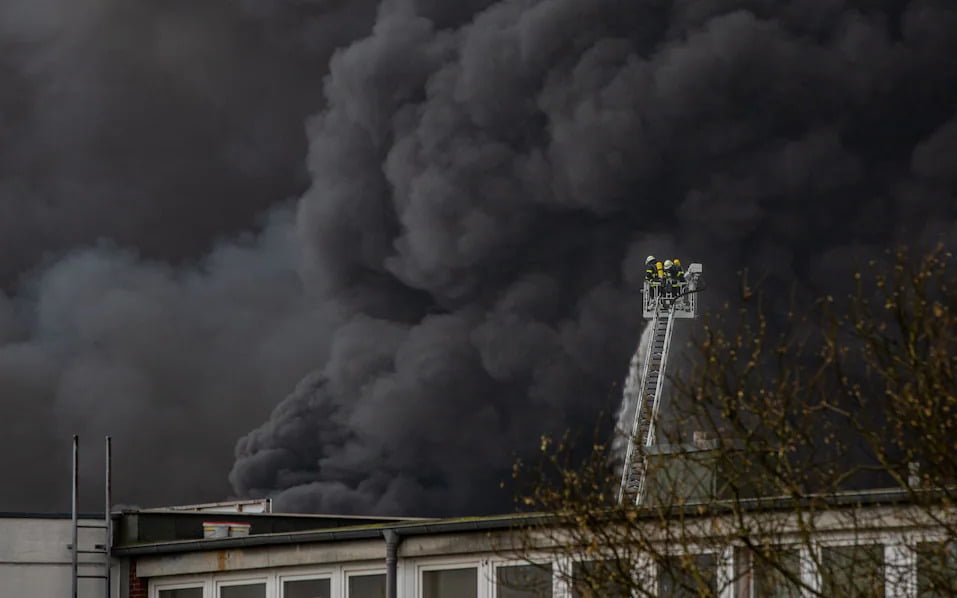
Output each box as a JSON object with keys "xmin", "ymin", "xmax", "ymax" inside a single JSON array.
[
  {"xmin": 752, "ymin": 548, "xmax": 801, "ymax": 598},
  {"xmin": 917, "ymin": 541, "xmax": 957, "ymax": 598},
  {"xmin": 422, "ymin": 567, "xmax": 477, "ymax": 598},
  {"xmin": 571, "ymin": 560, "xmax": 631, "ymax": 598},
  {"xmin": 658, "ymin": 554, "xmax": 717, "ymax": 598},
  {"xmin": 496, "ymin": 563, "xmax": 552, "ymax": 598},
  {"xmin": 348, "ymin": 573, "xmax": 386, "ymax": 598},
  {"xmin": 160, "ymin": 589, "xmax": 203, "ymax": 598},
  {"xmin": 820, "ymin": 545, "xmax": 884, "ymax": 598},
  {"xmin": 220, "ymin": 583, "xmax": 266, "ymax": 598},
  {"xmin": 283, "ymin": 578, "xmax": 331, "ymax": 598}
]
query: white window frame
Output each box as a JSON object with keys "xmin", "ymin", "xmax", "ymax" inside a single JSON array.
[
  {"xmin": 415, "ymin": 557, "xmax": 485, "ymax": 598},
  {"xmin": 214, "ymin": 573, "xmax": 272, "ymax": 598},
  {"xmin": 815, "ymin": 534, "xmax": 889, "ymax": 598},
  {"xmin": 652, "ymin": 544, "xmax": 726, "ymax": 598},
  {"xmin": 343, "ymin": 565, "xmax": 387, "ymax": 598},
  {"xmin": 277, "ymin": 569, "xmax": 336, "ymax": 598},
  {"xmin": 566, "ymin": 556, "xmax": 642, "ymax": 598},
  {"xmin": 731, "ymin": 542, "xmax": 805, "ymax": 598},
  {"xmin": 489, "ymin": 556, "xmax": 556, "ymax": 598},
  {"xmin": 152, "ymin": 576, "xmax": 211, "ymax": 598}
]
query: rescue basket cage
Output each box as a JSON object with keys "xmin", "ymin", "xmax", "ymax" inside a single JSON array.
[{"xmin": 642, "ymin": 262, "xmax": 702, "ymax": 319}]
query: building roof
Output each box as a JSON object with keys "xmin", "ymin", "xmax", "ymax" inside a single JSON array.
[{"xmin": 112, "ymin": 486, "xmax": 938, "ymax": 557}]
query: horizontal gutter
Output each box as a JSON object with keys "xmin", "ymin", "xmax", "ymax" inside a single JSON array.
[
  {"xmin": 112, "ymin": 487, "xmax": 937, "ymax": 558},
  {"xmin": 112, "ymin": 514, "xmax": 556, "ymax": 557}
]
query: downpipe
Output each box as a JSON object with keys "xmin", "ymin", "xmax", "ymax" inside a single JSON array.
[{"xmin": 384, "ymin": 529, "xmax": 401, "ymax": 598}]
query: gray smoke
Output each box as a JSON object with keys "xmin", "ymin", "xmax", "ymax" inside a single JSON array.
[
  {"xmin": 2, "ymin": 0, "xmax": 956, "ymax": 514},
  {"xmin": 0, "ymin": 0, "xmax": 384, "ymax": 511},
  {"xmin": 0, "ymin": 0, "xmax": 380, "ymax": 286}
]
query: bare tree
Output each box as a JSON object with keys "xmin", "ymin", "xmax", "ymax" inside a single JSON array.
[{"xmin": 506, "ymin": 246, "xmax": 957, "ymax": 597}]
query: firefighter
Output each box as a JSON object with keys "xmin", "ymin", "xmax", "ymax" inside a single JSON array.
[
  {"xmin": 662, "ymin": 260, "xmax": 674, "ymax": 297},
  {"xmin": 662, "ymin": 260, "xmax": 677, "ymax": 297},
  {"xmin": 644, "ymin": 256, "xmax": 657, "ymax": 282},
  {"xmin": 645, "ymin": 256, "xmax": 659, "ymax": 301},
  {"xmin": 664, "ymin": 259, "xmax": 684, "ymax": 298}
]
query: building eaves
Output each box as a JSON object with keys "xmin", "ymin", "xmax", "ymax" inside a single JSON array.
[
  {"xmin": 112, "ymin": 512, "xmax": 555, "ymax": 557},
  {"xmin": 111, "ymin": 486, "xmax": 937, "ymax": 558}
]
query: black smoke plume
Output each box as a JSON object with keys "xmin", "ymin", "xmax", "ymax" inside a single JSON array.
[
  {"xmin": 2, "ymin": 0, "xmax": 956, "ymax": 514},
  {"xmin": 0, "ymin": 0, "xmax": 382, "ymax": 511}
]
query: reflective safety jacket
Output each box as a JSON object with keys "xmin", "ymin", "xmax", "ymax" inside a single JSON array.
[{"xmin": 665, "ymin": 262, "xmax": 683, "ymax": 282}]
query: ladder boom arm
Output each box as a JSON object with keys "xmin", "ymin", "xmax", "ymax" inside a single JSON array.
[{"xmin": 617, "ymin": 304, "xmax": 677, "ymax": 504}]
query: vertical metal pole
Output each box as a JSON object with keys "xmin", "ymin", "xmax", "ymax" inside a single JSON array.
[
  {"xmin": 105, "ymin": 436, "xmax": 112, "ymax": 598},
  {"xmin": 72, "ymin": 435, "xmax": 79, "ymax": 598}
]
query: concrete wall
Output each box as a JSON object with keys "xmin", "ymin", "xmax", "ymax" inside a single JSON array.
[{"xmin": 0, "ymin": 515, "xmax": 118, "ymax": 598}]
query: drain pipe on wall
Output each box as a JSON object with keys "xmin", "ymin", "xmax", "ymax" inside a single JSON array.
[{"xmin": 383, "ymin": 529, "xmax": 401, "ymax": 598}]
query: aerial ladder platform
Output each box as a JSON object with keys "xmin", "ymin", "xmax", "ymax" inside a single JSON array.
[{"xmin": 617, "ymin": 263, "xmax": 703, "ymax": 505}]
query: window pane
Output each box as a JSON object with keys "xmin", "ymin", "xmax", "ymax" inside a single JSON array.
[
  {"xmin": 284, "ymin": 578, "xmax": 331, "ymax": 598},
  {"xmin": 754, "ymin": 548, "xmax": 801, "ymax": 598},
  {"xmin": 348, "ymin": 574, "xmax": 386, "ymax": 598},
  {"xmin": 658, "ymin": 554, "xmax": 717, "ymax": 598},
  {"xmin": 820, "ymin": 545, "xmax": 883, "ymax": 598},
  {"xmin": 571, "ymin": 560, "xmax": 631, "ymax": 598},
  {"xmin": 497, "ymin": 564, "xmax": 552, "ymax": 598},
  {"xmin": 220, "ymin": 583, "xmax": 266, "ymax": 598},
  {"xmin": 917, "ymin": 541, "xmax": 957, "ymax": 598},
  {"xmin": 160, "ymin": 589, "xmax": 203, "ymax": 598},
  {"xmin": 423, "ymin": 567, "xmax": 477, "ymax": 598}
]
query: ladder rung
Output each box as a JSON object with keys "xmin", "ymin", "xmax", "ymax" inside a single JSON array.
[
  {"xmin": 76, "ymin": 549, "xmax": 107, "ymax": 554},
  {"xmin": 77, "ymin": 523, "xmax": 108, "ymax": 529}
]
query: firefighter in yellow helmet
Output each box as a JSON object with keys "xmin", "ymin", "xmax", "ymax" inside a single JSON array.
[{"xmin": 664, "ymin": 259, "xmax": 684, "ymax": 298}]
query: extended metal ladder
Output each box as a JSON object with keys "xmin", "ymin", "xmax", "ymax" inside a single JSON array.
[
  {"xmin": 617, "ymin": 262, "xmax": 703, "ymax": 505},
  {"xmin": 617, "ymin": 304, "xmax": 677, "ymax": 504}
]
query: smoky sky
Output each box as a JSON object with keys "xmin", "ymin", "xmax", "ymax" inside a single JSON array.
[
  {"xmin": 2, "ymin": 0, "xmax": 956, "ymax": 515},
  {"xmin": 0, "ymin": 0, "xmax": 382, "ymax": 284}
]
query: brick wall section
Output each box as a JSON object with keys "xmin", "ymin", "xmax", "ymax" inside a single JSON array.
[{"xmin": 130, "ymin": 559, "xmax": 147, "ymax": 598}]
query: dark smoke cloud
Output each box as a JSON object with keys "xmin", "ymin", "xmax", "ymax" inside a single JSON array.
[
  {"xmin": 0, "ymin": 0, "xmax": 379, "ymax": 285},
  {"xmin": 232, "ymin": 0, "xmax": 957, "ymax": 515},
  {"xmin": 2, "ymin": 0, "xmax": 956, "ymax": 515},
  {"xmin": 0, "ymin": 0, "xmax": 385, "ymax": 510}
]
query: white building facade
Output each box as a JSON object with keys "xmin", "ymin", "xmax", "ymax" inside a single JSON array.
[{"xmin": 115, "ymin": 499, "xmax": 956, "ymax": 598}]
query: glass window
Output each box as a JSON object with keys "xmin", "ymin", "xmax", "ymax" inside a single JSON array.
[
  {"xmin": 496, "ymin": 563, "xmax": 552, "ymax": 598},
  {"xmin": 658, "ymin": 554, "xmax": 717, "ymax": 598},
  {"xmin": 160, "ymin": 589, "xmax": 203, "ymax": 598},
  {"xmin": 753, "ymin": 548, "xmax": 801, "ymax": 598},
  {"xmin": 284, "ymin": 578, "xmax": 331, "ymax": 598},
  {"xmin": 917, "ymin": 541, "xmax": 957, "ymax": 598},
  {"xmin": 422, "ymin": 567, "xmax": 477, "ymax": 598},
  {"xmin": 571, "ymin": 560, "xmax": 631, "ymax": 598},
  {"xmin": 348, "ymin": 574, "xmax": 386, "ymax": 598},
  {"xmin": 220, "ymin": 583, "xmax": 266, "ymax": 598},
  {"xmin": 820, "ymin": 545, "xmax": 884, "ymax": 598}
]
